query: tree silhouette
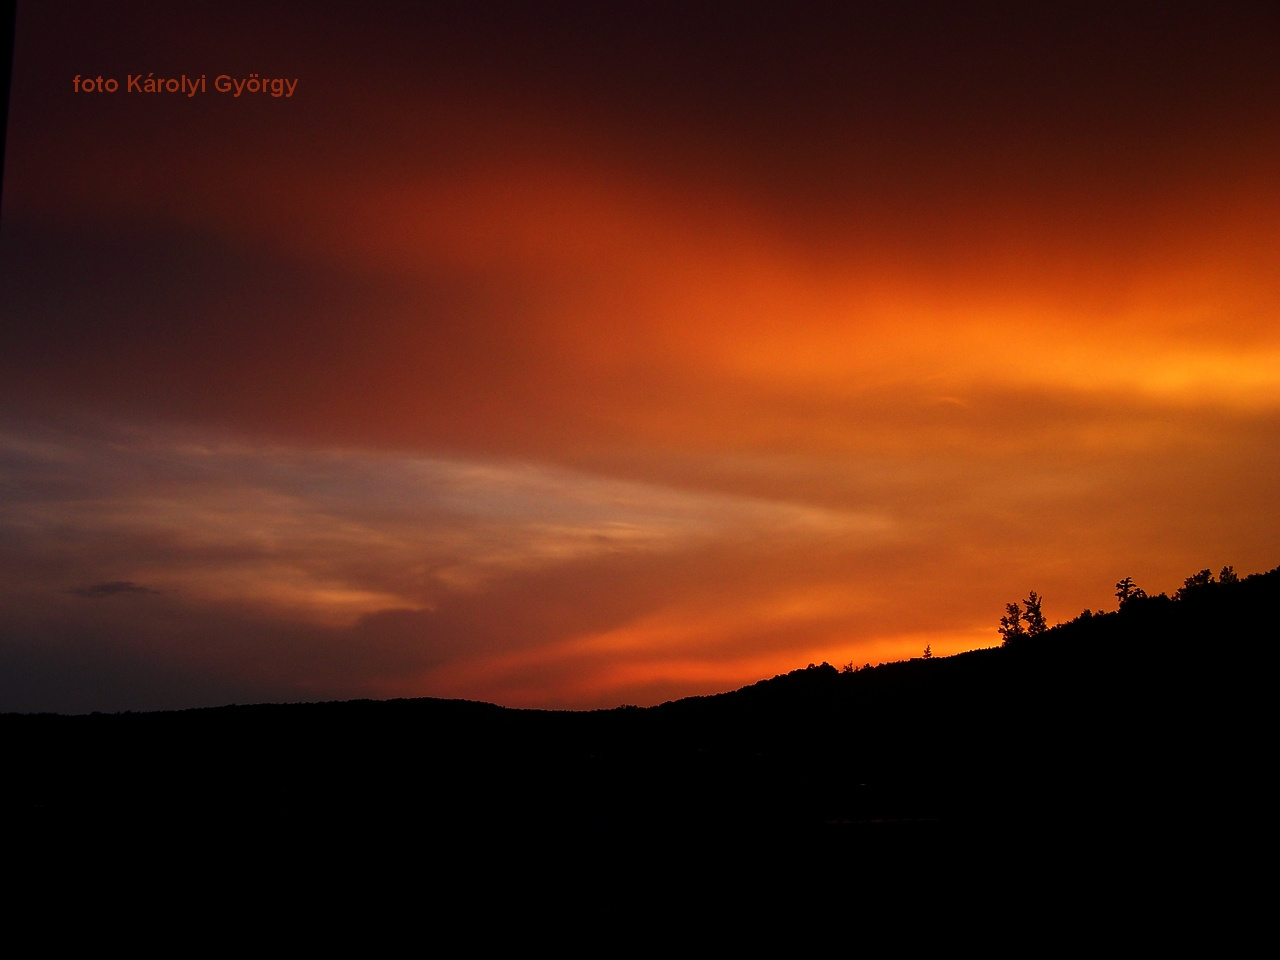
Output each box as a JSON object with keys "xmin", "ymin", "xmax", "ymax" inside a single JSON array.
[
  {"xmin": 1022, "ymin": 591, "xmax": 1047, "ymax": 637},
  {"xmin": 1115, "ymin": 577, "xmax": 1147, "ymax": 609},
  {"xmin": 999, "ymin": 602, "xmax": 1025, "ymax": 646},
  {"xmin": 1174, "ymin": 569, "xmax": 1215, "ymax": 600},
  {"xmin": 1219, "ymin": 565, "xmax": 1239, "ymax": 584}
]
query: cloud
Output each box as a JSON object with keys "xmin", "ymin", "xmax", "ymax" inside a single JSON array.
[
  {"xmin": 2, "ymin": 406, "xmax": 1276, "ymax": 713},
  {"xmin": 0, "ymin": 421, "xmax": 902, "ymax": 709}
]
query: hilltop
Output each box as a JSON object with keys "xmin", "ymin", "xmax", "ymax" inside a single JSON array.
[
  {"xmin": 8, "ymin": 563, "xmax": 1273, "ymax": 823},
  {"xmin": 4, "ymin": 562, "xmax": 1272, "ymax": 925}
]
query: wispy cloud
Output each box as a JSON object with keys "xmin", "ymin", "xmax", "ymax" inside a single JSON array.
[
  {"xmin": 0, "ymin": 423, "xmax": 890, "ymax": 622},
  {"xmin": 2, "ymin": 406, "xmax": 1274, "ymax": 714}
]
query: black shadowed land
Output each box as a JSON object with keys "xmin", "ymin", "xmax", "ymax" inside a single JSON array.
[{"xmin": 5, "ymin": 563, "xmax": 1272, "ymax": 933}]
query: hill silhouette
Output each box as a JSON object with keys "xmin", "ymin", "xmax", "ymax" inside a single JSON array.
[{"xmin": 5, "ymin": 562, "xmax": 1273, "ymax": 932}]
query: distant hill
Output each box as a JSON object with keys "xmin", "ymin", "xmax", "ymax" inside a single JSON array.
[{"xmin": 5, "ymin": 562, "xmax": 1273, "ymax": 926}]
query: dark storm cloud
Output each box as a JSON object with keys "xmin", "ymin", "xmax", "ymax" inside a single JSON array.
[{"xmin": 0, "ymin": 217, "xmax": 554, "ymax": 443}]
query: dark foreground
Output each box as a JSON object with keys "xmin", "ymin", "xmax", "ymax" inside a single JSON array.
[{"xmin": 5, "ymin": 568, "xmax": 1271, "ymax": 939}]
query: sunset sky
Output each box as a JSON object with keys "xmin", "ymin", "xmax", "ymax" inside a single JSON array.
[{"xmin": 2, "ymin": 1, "xmax": 1278, "ymax": 713}]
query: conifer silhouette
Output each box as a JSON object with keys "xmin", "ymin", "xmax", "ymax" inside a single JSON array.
[
  {"xmin": 999, "ymin": 602, "xmax": 1025, "ymax": 646},
  {"xmin": 1022, "ymin": 591, "xmax": 1047, "ymax": 636}
]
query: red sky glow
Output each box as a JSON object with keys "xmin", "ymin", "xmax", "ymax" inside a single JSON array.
[{"xmin": 2, "ymin": 2, "xmax": 1278, "ymax": 712}]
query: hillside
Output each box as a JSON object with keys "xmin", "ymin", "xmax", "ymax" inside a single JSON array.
[{"xmin": 5, "ymin": 563, "xmax": 1272, "ymax": 923}]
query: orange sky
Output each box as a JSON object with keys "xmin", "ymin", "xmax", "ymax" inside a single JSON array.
[{"xmin": 1, "ymin": 2, "xmax": 1278, "ymax": 711}]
